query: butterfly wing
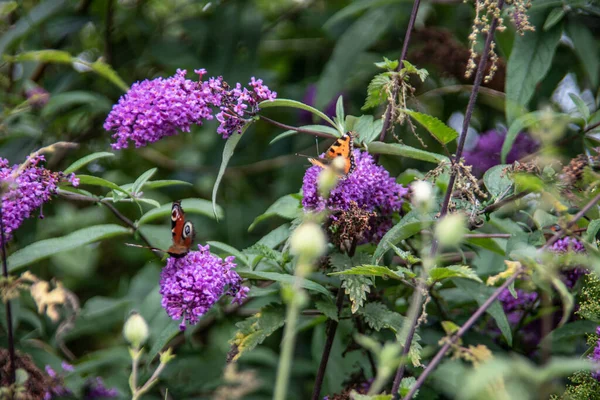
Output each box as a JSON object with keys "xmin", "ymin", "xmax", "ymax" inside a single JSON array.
[
  {"xmin": 167, "ymin": 200, "xmax": 194, "ymax": 258},
  {"xmin": 308, "ymin": 131, "xmax": 356, "ymax": 176}
]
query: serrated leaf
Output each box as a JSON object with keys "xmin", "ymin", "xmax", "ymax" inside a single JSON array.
[
  {"xmin": 368, "ymin": 141, "xmax": 449, "ymax": 164},
  {"xmin": 399, "ymin": 376, "xmax": 418, "ymax": 398},
  {"xmin": 137, "ymin": 198, "xmax": 223, "ymax": 225},
  {"xmin": 453, "ymin": 279, "xmax": 512, "ymax": 346},
  {"xmin": 259, "ymin": 98, "xmax": 336, "ymax": 128},
  {"xmin": 229, "ymin": 304, "xmax": 286, "ymax": 361},
  {"xmin": 483, "ymin": 164, "xmax": 513, "ymax": 199},
  {"xmin": 329, "ymin": 265, "xmax": 414, "ymax": 280},
  {"xmin": 212, "ymin": 125, "xmax": 248, "ymax": 220},
  {"xmin": 362, "ymin": 72, "xmax": 392, "ymax": 110},
  {"xmin": 351, "ymin": 393, "xmax": 392, "ymax": 400},
  {"xmin": 403, "ymin": 110, "xmax": 458, "ymax": 145},
  {"xmin": 244, "ymin": 243, "xmax": 283, "ymax": 264},
  {"xmin": 375, "ymin": 56, "xmax": 399, "ymax": 71},
  {"xmin": 64, "ymin": 152, "xmax": 114, "ymax": 174},
  {"xmin": 389, "ymin": 243, "xmax": 421, "ymax": 265},
  {"xmin": 358, "ymin": 302, "xmax": 404, "ymax": 333},
  {"xmin": 239, "ymin": 271, "xmax": 332, "ymax": 298},
  {"xmin": 315, "ymin": 298, "xmax": 339, "ymax": 322},
  {"xmin": 249, "ymin": 194, "xmax": 301, "ymax": 231},
  {"xmin": 401, "ymin": 60, "xmax": 428, "ymax": 82},
  {"xmin": 331, "ymin": 253, "xmax": 373, "ymax": 313},
  {"xmin": 428, "ymin": 265, "xmax": 482, "ymax": 284},
  {"xmin": 8, "ymin": 224, "xmax": 130, "ymax": 273}
]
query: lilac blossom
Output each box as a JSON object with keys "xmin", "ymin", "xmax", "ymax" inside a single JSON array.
[
  {"xmin": 591, "ymin": 326, "xmax": 600, "ymax": 381},
  {"xmin": 0, "ymin": 155, "xmax": 79, "ymax": 245},
  {"xmin": 463, "ymin": 129, "xmax": 538, "ymax": 176},
  {"xmin": 550, "ymin": 236, "xmax": 587, "ymax": 289},
  {"xmin": 104, "ymin": 69, "xmax": 276, "ymax": 148},
  {"xmin": 211, "ymin": 76, "xmax": 277, "ymax": 139},
  {"xmin": 83, "ymin": 377, "xmax": 119, "ymax": 399},
  {"xmin": 104, "ymin": 69, "xmax": 214, "ymax": 149},
  {"xmin": 302, "ymin": 150, "xmax": 408, "ymax": 243},
  {"xmin": 159, "ymin": 244, "xmax": 248, "ymax": 331}
]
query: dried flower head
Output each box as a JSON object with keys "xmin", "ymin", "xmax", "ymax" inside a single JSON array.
[
  {"xmin": 159, "ymin": 244, "xmax": 248, "ymax": 330},
  {"xmin": 0, "ymin": 155, "xmax": 78, "ymax": 246},
  {"xmin": 302, "ymin": 150, "xmax": 408, "ymax": 244},
  {"xmin": 0, "ymin": 349, "xmax": 48, "ymax": 400}
]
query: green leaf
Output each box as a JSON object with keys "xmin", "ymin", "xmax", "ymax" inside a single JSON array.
[
  {"xmin": 88, "ymin": 59, "xmax": 129, "ymax": 92},
  {"xmin": 229, "ymin": 304, "xmax": 285, "ymax": 362},
  {"xmin": 505, "ymin": 14, "xmax": 562, "ymax": 124},
  {"xmin": 249, "ymin": 194, "xmax": 301, "ymax": 231},
  {"xmin": 76, "ymin": 175, "xmax": 130, "ymax": 195},
  {"xmin": 269, "ymin": 125, "xmax": 338, "ymax": 145},
  {"xmin": 428, "ymin": 265, "xmax": 482, "ymax": 284},
  {"xmin": 244, "ymin": 243, "xmax": 283, "ymax": 265},
  {"xmin": 131, "ymin": 168, "xmax": 157, "ymax": 195},
  {"xmin": 206, "ymin": 241, "xmax": 249, "ymax": 267},
  {"xmin": 330, "ymin": 253, "xmax": 373, "ymax": 313},
  {"xmin": 329, "ymin": 265, "xmax": 414, "ymax": 280},
  {"xmin": 585, "ymin": 220, "xmax": 600, "ymax": 245},
  {"xmin": 147, "ymin": 323, "xmax": 180, "ymax": 363},
  {"xmin": 483, "ymin": 164, "xmax": 513, "ymax": 199},
  {"xmin": 568, "ymin": 93, "xmax": 591, "ymax": 120},
  {"xmin": 363, "ymin": 72, "xmax": 392, "ymax": 110},
  {"xmin": 465, "ymin": 237, "xmax": 506, "ymax": 256},
  {"xmin": 399, "ymin": 377, "xmax": 419, "ymax": 398},
  {"xmin": 403, "ymin": 110, "xmax": 458, "ymax": 145},
  {"xmin": 239, "ymin": 271, "xmax": 332, "ymax": 298},
  {"xmin": 335, "ymin": 95, "xmax": 345, "ymax": 132},
  {"xmin": 8, "ymin": 224, "xmax": 130, "ymax": 273},
  {"xmin": 567, "ymin": 20, "xmax": 599, "ymax": 88},
  {"xmin": 317, "ymin": 6, "xmax": 394, "ymax": 111},
  {"xmin": 373, "ymin": 211, "xmax": 433, "ymax": 263},
  {"xmin": 41, "ymin": 91, "xmax": 112, "ymax": 118},
  {"xmin": 259, "ymin": 98, "xmax": 336, "ymax": 128},
  {"xmin": 64, "ymin": 152, "xmax": 114, "ymax": 174},
  {"xmin": 543, "ymin": 8, "xmax": 565, "ymax": 31},
  {"xmin": 368, "ymin": 141, "xmax": 449, "ymax": 164},
  {"xmin": 543, "ymin": 320, "xmax": 597, "ymax": 347},
  {"xmin": 345, "ymin": 115, "xmax": 384, "ymax": 144},
  {"xmin": 0, "ymin": 2, "xmax": 17, "ymax": 17},
  {"xmin": 212, "ymin": 125, "xmax": 248, "ymax": 220},
  {"xmin": 453, "ymin": 279, "xmax": 512, "ymax": 346},
  {"xmin": 357, "ymin": 302, "xmax": 404, "ymax": 334},
  {"xmin": 324, "ymin": 0, "xmax": 405, "ymax": 28},
  {"xmin": 139, "ymin": 180, "xmax": 193, "ymax": 190},
  {"xmin": 315, "ymin": 298, "xmax": 339, "ymax": 322},
  {"xmin": 502, "ymin": 111, "xmax": 550, "ymax": 163},
  {"xmin": 550, "ymin": 275, "xmax": 574, "ymax": 327},
  {"xmin": 137, "ymin": 198, "xmax": 223, "ymax": 225}
]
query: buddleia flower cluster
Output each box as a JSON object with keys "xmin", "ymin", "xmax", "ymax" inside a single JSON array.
[
  {"xmin": 302, "ymin": 150, "xmax": 408, "ymax": 244},
  {"xmin": 103, "ymin": 69, "xmax": 276, "ymax": 148},
  {"xmin": 550, "ymin": 236, "xmax": 587, "ymax": 289},
  {"xmin": 0, "ymin": 155, "xmax": 79, "ymax": 245},
  {"xmin": 159, "ymin": 244, "xmax": 249, "ymax": 330}
]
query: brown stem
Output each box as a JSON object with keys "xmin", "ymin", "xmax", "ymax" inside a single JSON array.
[
  {"xmin": 584, "ymin": 120, "xmax": 600, "ymax": 134},
  {"xmin": 0, "ymin": 202, "xmax": 16, "ymax": 384},
  {"xmin": 479, "ymin": 191, "xmax": 529, "ymax": 215},
  {"xmin": 377, "ymin": 0, "xmax": 422, "ymax": 143},
  {"xmin": 392, "ymin": 2, "xmax": 505, "ymax": 397},
  {"xmin": 259, "ymin": 116, "xmax": 333, "ymax": 139},
  {"xmin": 402, "ymin": 268, "xmax": 522, "ymax": 400},
  {"xmin": 310, "ymin": 288, "xmax": 345, "ymax": 400}
]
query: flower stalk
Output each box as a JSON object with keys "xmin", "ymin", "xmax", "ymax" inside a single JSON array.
[{"xmin": 0, "ymin": 202, "xmax": 16, "ymax": 384}]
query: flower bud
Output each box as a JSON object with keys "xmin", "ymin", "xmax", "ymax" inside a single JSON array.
[
  {"xmin": 317, "ymin": 160, "xmax": 342, "ymax": 198},
  {"xmin": 411, "ymin": 180, "xmax": 433, "ymax": 211},
  {"xmin": 123, "ymin": 311, "xmax": 149, "ymax": 348},
  {"xmin": 290, "ymin": 221, "xmax": 327, "ymax": 260},
  {"xmin": 435, "ymin": 213, "xmax": 467, "ymax": 248}
]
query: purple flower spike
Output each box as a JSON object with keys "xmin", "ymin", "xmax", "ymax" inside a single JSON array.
[
  {"xmin": 302, "ymin": 150, "xmax": 408, "ymax": 243},
  {"xmin": 550, "ymin": 237, "xmax": 587, "ymax": 289},
  {"xmin": 0, "ymin": 155, "xmax": 79, "ymax": 245},
  {"xmin": 159, "ymin": 244, "xmax": 248, "ymax": 330},
  {"xmin": 83, "ymin": 377, "xmax": 118, "ymax": 399},
  {"xmin": 498, "ymin": 288, "xmax": 538, "ymax": 325},
  {"xmin": 104, "ymin": 69, "xmax": 215, "ymax": 149},
  {"xmin": 590, "ymin": 326, "xmax": 600, "ymax": 381}
]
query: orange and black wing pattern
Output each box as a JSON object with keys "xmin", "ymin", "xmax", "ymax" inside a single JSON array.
[
  {"xmin": 308, "ymin": 131, "xmax": 356, "ymax": 178},
  {"xmin": 167, "ymin": 200, "xmax": 195, "ymax": 258}
]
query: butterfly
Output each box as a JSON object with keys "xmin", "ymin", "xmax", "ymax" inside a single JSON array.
[
  {"xmin": 126, "ymin": 201, "xmax": 195, "ymax": 258},
  {"xmin": 308, "ymin": 131, "xmax": 356, "ymax": 178}
]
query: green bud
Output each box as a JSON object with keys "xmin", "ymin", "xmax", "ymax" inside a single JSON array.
[
  {"xmin": 159, "ymin": 347, "xmax": 176, "ymax": 364},
  {"xmin": 317, "ymin": 165, "xmax": 339, "ymax": 199},
  {"xmin": 290, "ymin": 221, "xmax": 327, "ymax": 260},
  {"xmin": 123, "ymin": 311, "xmax": 149, "ymax": 348},
  {"xmin": 435, "ymin": 213, "xmax": 467, "ymax": 247}
]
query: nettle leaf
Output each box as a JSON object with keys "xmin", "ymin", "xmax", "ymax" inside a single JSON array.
[
  {"xmin": 315, "ymin": 298, "xmax": 339, "ymax": 322},
  {"xmin": 363, "ymin": 72, "xmax": 393, "ymax": 110},
  {"xmin": 399, "ymin": 377, "xmax": 419, "ymax": 398},
  {"xmin": 243, "ymin": 243, "xmax": 284, "ymax": 265},
  {"xmin": 331, "ymin": 253, "xmax": 373, "ymax": 313},
  {"xmin": 428, "ymin": 265, "xmax": 482, "ymax": 284},
  {"xmin": 248, "ymin": 194, "xmax": 301, "ymax": 231},
  {"xmin": 358, "ymin": 302, "xmax": 404, "ymax": 333},
  {"xmin": 483, "ymin": 164, "xmax": 513, "ymax": 199},
  {"xmin": 401, "ymin": 60, "xmax": 428, "ymax": 82},
  {"xmin": 351, "ymin": 393, "xmax": 392, "ymax": 400},
  {"xmin": 390, "ymin": 243, "xmax": 421, "ymax": 265},
  {"xmin": 375, "ymin": 56, "xmax": 399, "ymax": 70},
  {"xmin": 329, "ymin": 265, "xmax": 414, "ymax": 280},
  {"xmin": 403, "ymin": 109, "xmax": 458, "ymax": 145},
  {"xmin": 229, "ymin": 304, "xmax": 285, "ymax": 362}
]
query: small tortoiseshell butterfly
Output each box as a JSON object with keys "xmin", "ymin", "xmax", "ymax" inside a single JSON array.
[
  {"xmin": 308, "ymin": 131, "xmax": 356, "ymax": 178},
  {"xmin": 126, "ymin": 200, "xmax": 195, "ymax": 258}
]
